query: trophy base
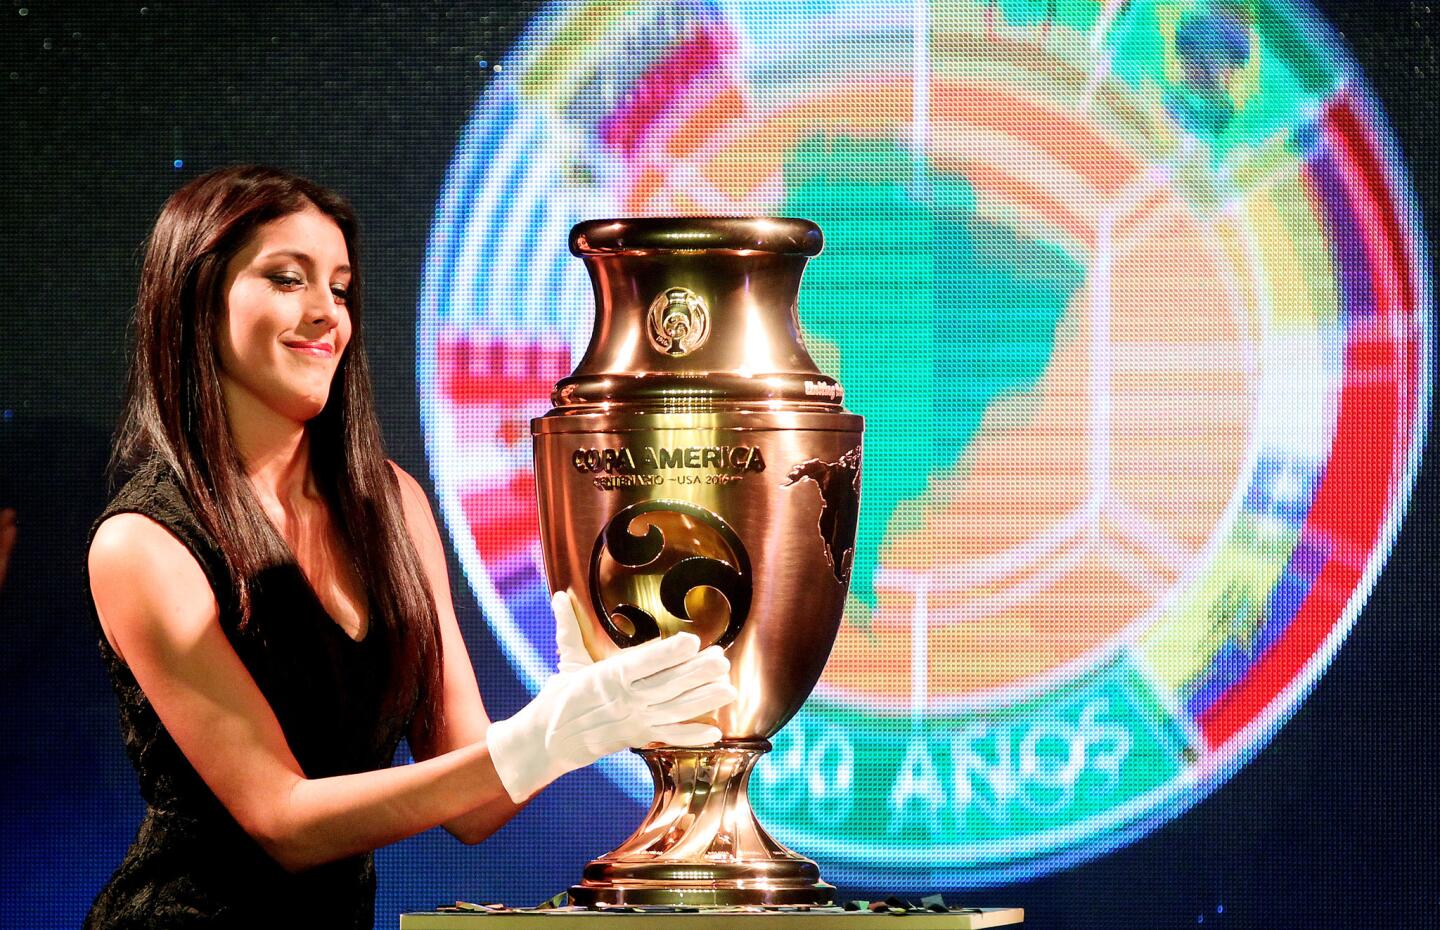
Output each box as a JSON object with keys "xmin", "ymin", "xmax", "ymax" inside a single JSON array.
[
  {"xmin": 567, "ymin": 883, "xmax": 835, "ymax": 908},
  {"xmin": 568, "ymin": 741, "xmax": 834, "ymax": 908}
]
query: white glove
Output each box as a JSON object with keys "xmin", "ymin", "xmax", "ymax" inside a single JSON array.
[
  {"xmin": 553, "ymin": 590, "xmax": 596, "ymax": 675},
  {"xmin": 486, "ymin": 591, "xmax": 736, "ymax": 802}
]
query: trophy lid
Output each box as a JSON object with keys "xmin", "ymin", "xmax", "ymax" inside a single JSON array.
[{"xmin": 570, "ymin": 217, "xmax": 823, "ymax": 257}]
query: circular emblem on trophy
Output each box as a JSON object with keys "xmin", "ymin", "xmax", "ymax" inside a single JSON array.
[
  {"xmin": 590, "ymin": 500, "xmax": 752, "ymax": 650},
  {"xmin": 647, "ymin": 287, "xmax": 710, "ymax": 358}
]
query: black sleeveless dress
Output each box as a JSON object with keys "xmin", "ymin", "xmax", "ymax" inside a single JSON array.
[{"xmin": 83, "ymin": 459, "xmax": 417, "ymax": 929}]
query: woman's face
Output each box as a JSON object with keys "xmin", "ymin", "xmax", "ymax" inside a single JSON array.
[{"xmin": 218, "ymin": 205, "xmax": 353, "ymax": 426}]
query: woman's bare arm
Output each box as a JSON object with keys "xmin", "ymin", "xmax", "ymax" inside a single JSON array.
[
  {"xmin": 388, "ymin": 461, "xmax": 526, "ymax": 843},
  {"xmin": 88, "ymin": 511, "xmax": 516, "ymax": 872}
]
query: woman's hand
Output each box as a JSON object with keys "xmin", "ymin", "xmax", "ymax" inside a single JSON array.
[{"xmin": 486, "ymin": 592, "xmax": 735, "ymax": 802}]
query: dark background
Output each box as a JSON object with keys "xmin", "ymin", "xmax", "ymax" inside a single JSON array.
[{"xmin": 1, "ymin": 2, "xmax": 1436, "ymax": 927}]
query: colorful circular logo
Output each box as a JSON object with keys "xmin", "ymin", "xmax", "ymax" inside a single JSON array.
[{"xmin": 418, "ymin": 0, "xmax": 1431, "ymax": 886}]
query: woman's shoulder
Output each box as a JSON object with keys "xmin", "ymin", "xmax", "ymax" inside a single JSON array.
[
  {"xmin": 89, "ymin": 510, "xmax": 219, "ymax": 661},
  {"xmin": 386, "ymin": 460, "xmax": 433, "ymax": 523},
  {"xmin": 89, "ymin": 459, "xmax": 229, "ymax": 604},
  {"xmin": 385, "ymin": 460, "xmax": 445, "ymax": 559},
  {"xmin": 386, "ymin": 459, "xmax": 423, "ymax": 497},
  {"xmin": 90, "ymin": 457, "xmax": 211, "ymax": 579},
  {"xmin": 90, "ymin": 511, "xmax": 206, "ymax": 586}
]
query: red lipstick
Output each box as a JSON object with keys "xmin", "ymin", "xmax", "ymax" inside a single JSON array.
[{"xmin": 283, "ymin": 340, "xmax": 334, "ymax": 358}]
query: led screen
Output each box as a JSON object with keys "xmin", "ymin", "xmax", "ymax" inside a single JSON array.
[
  {"xmin": 1, "ymin": 3, "xmax": 1434, "ymax": 927},
  {"xmin": 418, "ymin": 0, "xmax": 1431, "ymax": 886}
]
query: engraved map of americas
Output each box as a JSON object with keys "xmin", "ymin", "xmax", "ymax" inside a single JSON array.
[{"xmin": 784, "ymin": 446, "xmax": 862, "ymax": 585}]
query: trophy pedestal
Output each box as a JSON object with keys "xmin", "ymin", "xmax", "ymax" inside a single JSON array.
[{"xmin": 569, "ymin": 742, "xmax": 834, "ymax": 907}]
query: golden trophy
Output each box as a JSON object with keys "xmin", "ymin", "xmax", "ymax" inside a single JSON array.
[{"xmin": 532, "ymin": 217, "xmax": 863, "ymax": 907}]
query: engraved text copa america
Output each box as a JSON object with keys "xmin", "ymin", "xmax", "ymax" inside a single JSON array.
[{"xmin": 572, "ymin": 445, "xmax": 768, "ymax": 475}]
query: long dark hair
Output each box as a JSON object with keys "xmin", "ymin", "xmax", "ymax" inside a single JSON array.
[{"xmin": 114, "ymin": 164, "xmax": 442, "ymax": 739}]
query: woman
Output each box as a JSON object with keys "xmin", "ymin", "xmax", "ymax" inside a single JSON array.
[{"xmin": 84, "ymin": 165, "xmax": 736, "ymax": 928}]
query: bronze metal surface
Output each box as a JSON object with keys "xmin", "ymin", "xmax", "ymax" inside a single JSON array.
[
  {"xmin": 532, "ymin": 217, "xmax": 862, "ymax": 907},
  {"xmin": 568, "ymin": 743, "xmax": 831, "ymax": 907}
]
